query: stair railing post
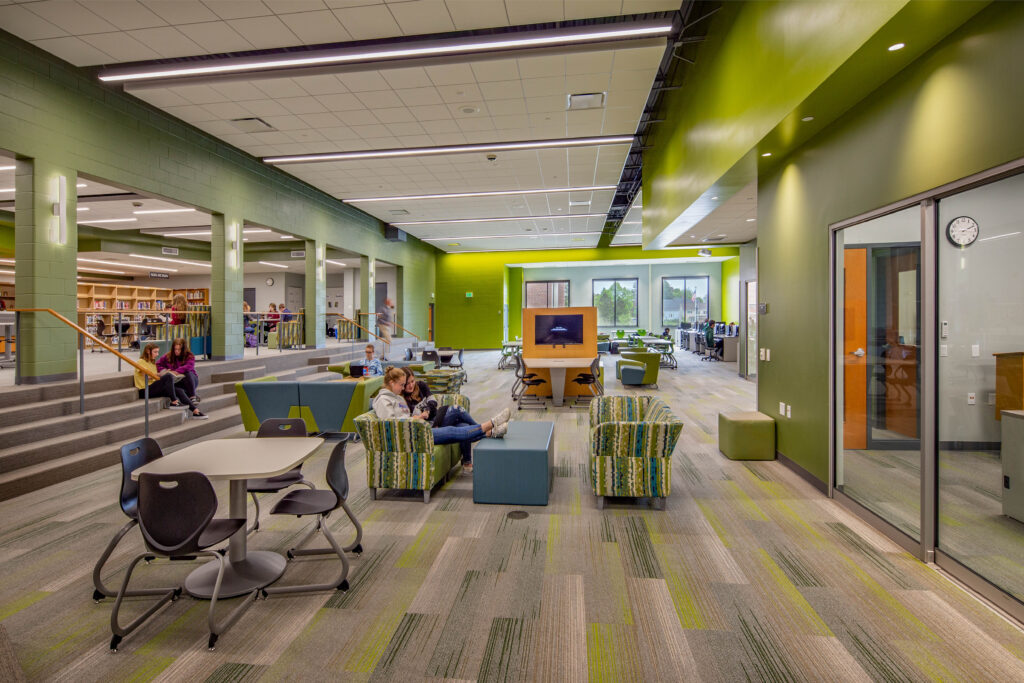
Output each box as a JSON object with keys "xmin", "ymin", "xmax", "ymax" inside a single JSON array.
[
  {"xmin": 144, "ymin": 381, "xmax": 149, "ymax": 438},
  {"xmin": 255, "ymin": 313, "xmax": 260, "ymax": 357},
  {"xmin": 79, "ymin": 332, "xmax": 85, "ymax": 415},
  {"xmin": 13, "ymin": 311, "xmax": 20, "ymax": 386},
  {"xmin": 116, "ymin": 311, "xmax": 123, "ymax": 372}
]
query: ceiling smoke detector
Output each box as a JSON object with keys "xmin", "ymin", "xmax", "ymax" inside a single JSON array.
[
  {"xmin": 229, "ymin": 117, "xmax": 276, "ymax": 133},
  {"xmin": 698, "ymin": 248, "xmax": 712, "ymax": 257},
  {"xmin": 461, "ymin": 106, "xmax": 480, "ymax": 114},
  {"xmin": 567, "ymin": 92, "xmax": 606, "ymax": 111}
]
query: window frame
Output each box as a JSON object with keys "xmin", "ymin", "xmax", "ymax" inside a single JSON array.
[
  {"xmin": 524, "ymin": 280, "xmax": 570, "ymax": 308},
  {"xmin": 591, "ymin": 278, "xmax": 639, "ymax": 327},
  {"xmin": 661, "ymin": 276, "xmax": 711, "ymax": 328}
]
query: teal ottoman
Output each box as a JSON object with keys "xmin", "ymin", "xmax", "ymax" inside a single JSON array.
[
  {"xmin": 473, "ymin": 421, "xmax": 554, "ymax": 505},
  {"xmin": 718, "ymin": 411, "xmax": 776, "ymax": 460}
]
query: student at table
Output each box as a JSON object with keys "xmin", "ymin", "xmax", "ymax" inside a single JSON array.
[
  {"xmin": 353, "ymin": 343, "xmax": 384, "ymax": 377},
  {"xmin": 157, "ymin": 337, "xmax": 201, "ymax": 405},
  {"xmin": 169, "ymin": 293, "xmax": 188, "ymax": 326},
  {"xmin": 279, "ymin": 302, "xmax": 292, "ymax": 323},
  {"xmin": 134, "ymin": 343, "xmax": 207, "ymax": 419}
]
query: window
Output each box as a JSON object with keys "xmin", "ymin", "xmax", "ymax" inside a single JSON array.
[
  {"xmin": 592, "ymin": 279, "xmax": 638, "ymax": 326},
  {"xmin": 525, "ymin": 280, "xmax": 569, "ymax": 308},
  {"xmin": 662, "ymin": 277, "xmax": 710, "ymax": 327}
]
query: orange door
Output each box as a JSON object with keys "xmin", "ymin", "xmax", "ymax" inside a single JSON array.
[{"xmin": 843, "ymin": 248, "xmax": 868, "ymax": 450}]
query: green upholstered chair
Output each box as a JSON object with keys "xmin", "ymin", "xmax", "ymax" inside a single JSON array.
[
  {"xmin": 615, "ymin": 351, "xmax": 660, "ymax": 387},
  {"xmin": 384, "ymin": 360, "xmax": 436, "ymax": 373},
  {"xmin": 414, "ymin": 368, "xmax": 465, "ymax": 394},
  {"xmin": 355, "ymin": 394, "xmax": 470, "ymax": 503},
  {"xmin": 589, "ymin": 396, "xmax": 683, "ymax": 509},
  {"xmin": 718, "ymin": 412, "xmax": 776, "ymax": 460},
  {"xmin": 327, "ymin": 360, "xmax": 352, "ymax": 376},
  {"xmin": 339, "ymin": 376, "xmax": 384, "ymax": 433},
  {"xmin": 235, "ymin": 380, "xmax": 300, "ymax": 432}
]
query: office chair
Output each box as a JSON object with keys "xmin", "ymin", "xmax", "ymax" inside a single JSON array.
[
  {"xmin": 513, "ymin": 354, "xmax": 546, "ymax": 409},
  {"xmin": 422, "ymin": 349, "xmax": 441, "ymax": 366},
  {"xmin": 404, "ymin": 347, "xmax": 414, "ymax": 361},
  {"xmin": 246, "ymin": 419, "xmax": 316, "ymax": 533},
  {"xmin": 571, "ymin": 357, "xmax": 603, "ymax": 407}
]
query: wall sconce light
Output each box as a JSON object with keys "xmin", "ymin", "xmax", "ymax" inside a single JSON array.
[
  {"xmin": 317, "ymin": 246, "xmax": 325, "ymax": 281},
  {"xmin": 228, "ymin": 222, "xmax": 240, "ymax": 268},
  {"xmin": 51, "ymin": 175, "xmax": 67, "ymax": 245}
]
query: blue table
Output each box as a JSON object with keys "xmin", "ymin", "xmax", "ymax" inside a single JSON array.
[{"xmin": 472, "ymin": 421, "xmax": 554, "ymax": 506}]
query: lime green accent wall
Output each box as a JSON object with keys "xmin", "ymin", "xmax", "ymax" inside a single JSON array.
[
  {"xmin": 0, "ymin": 220, "xmax": 13, "ymax": 256},
  {"xmin": 757, "ymin": 2, "xmax": 1024, "ymax": 483},
  {"xmin": 435, "ymin": 246, "xmax": 738, "ymax": 348},
  {"xmin": 721, "ymin": 257, "xmax": 740, "ymax": 324}
]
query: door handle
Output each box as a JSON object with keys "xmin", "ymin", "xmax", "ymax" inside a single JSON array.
[{"xmin": 851, "ymin": 348, "xmax": 865, "ymax": 357}]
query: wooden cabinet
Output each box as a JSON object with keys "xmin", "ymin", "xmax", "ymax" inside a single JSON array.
[{"xmin": 994, "ymin": 352, "xmax": 1024, "ymax": 421}]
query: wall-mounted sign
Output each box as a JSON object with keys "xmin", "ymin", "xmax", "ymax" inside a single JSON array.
[
  {"xmin": 161, "ymin": 246, "xmax": 179, "ymax": 256},
  {"xmin": 149, "ymin": 271, "xmax": 169, "ymax": 279},
  {"xmin": 291, "ymin": 250, "xmax": 305, "ymax": 258}
]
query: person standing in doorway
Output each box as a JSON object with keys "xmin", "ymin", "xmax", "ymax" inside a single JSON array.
[{"xmin": 377, "ymin": 297, "xmax": 394, "ymax": 360}]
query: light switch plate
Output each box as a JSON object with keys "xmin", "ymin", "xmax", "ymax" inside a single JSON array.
[
  {"xmin": 759, "ymin": 348, "xmax": 765, "ymax": 361},
  {"xmin": 766, "ymin": 349, "xmax": 771, "ymax": 361},
  {"xmin": 940, "ymin": 345, "xmax": 948, "ymax": 357},
  {"xmin": 971, "ymin": 344, "xmax": 980, "ymax": 357},
  {"xmin": 786, "ymin": 404, "xmax": 791, "ymax": 418},
  {"xmin": 988, "ymin": 392, "xmax": 997, "ymax": 405},
  {"xmin": 779, "ymin": 401, "xmax": 786, "ymax": 415}
]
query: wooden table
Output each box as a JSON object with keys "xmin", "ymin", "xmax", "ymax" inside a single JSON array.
[
  {"xmin": 523, "ymin": 356, "xmax": 598, "ymax": 407},
  {"xmin": 133, "ymin": 437, "xmax": 324, "ymax": 598}
]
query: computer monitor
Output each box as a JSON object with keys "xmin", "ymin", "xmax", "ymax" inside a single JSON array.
[{"xmin": 534, "ymin": 314, "xmax": 584, "ymax": 346}]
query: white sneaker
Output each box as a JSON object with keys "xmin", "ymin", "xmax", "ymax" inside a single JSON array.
[
  {"xmin": 490, "ymin": 407, "xmax": 511, "ymax": 427},
  {"xmin": 490, "ymin": 422, "xmax": 508, "ymax": 438}
]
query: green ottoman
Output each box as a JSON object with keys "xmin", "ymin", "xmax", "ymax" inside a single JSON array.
[{"xmin": 718, "ymin": 411, "xmax": 776, "ymax": 460}]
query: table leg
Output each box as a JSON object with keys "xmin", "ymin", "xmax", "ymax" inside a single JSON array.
[
  {"xmin": 184, "ymin": 479, "xmax": 286, "ymax": 599},
  {"xmin": 550, "ymin": 367, "xmax": 566, "ymax": 407}
]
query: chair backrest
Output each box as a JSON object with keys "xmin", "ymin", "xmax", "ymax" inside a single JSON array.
[
  {"xmin": 256, "ymin": 418, "xmax": 308, "ymax": 438},
  {"xmin": 119, "ymin": 438, "xmax": 163, "ymax": 519},
  {"xmin": 422, "ymin": 349, "xmax": 440, "ymax": 364},
  {"xmin": 96, "ymin": 318, "xmax": 106, "ymax": 335},
  {"xmin": 404, "ymin": 347, "xmax": 413, "ymax": 361},
  {"xmin": 324, "ymin": 441, "xmax": 349, "ymax": 501},
  {"xmin": 137, "ymin": 471, "xmax": 217, "ymax": 556},
  {"xmin": 590, "ymin": 356, "xmax": 601, "ymax": 376},
  {"xmin": 513, "ymin": 353, "xmax": 525, "ymax": 379},
  {"xmin": 439, "ymin": 346, "xmax": 452, "ymax": 351},
  {"xmin": 457, "ymin": 349, "xmax": 464, "ymax": 363}
]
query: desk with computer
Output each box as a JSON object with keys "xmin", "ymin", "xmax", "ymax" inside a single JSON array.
[{"xmin": 678, "ymin": 322, "xmax": 739, "ymax": 362}]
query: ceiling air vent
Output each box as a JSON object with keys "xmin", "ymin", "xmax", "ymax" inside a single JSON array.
[
  {"xmin": 567, "ymin": 92, "xmax": 606, "ymax": 111},
  {"xmin": 387, "ymin": 209, "xmax": 410, "ymax": 216},
  {"xmin": 702, "ymin": 236, "xmax": 726, "ymax": 242},
  {"xmin": 229, "ymin": 117, "xmax": 276, "ymax": 133}
]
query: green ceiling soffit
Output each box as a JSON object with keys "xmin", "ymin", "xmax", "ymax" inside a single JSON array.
[
  {"xmin": 641, "ymin": 0, "xmax": 991, "ymax": 249},
  {"xmin": 77, "ymin": 226, "xmax": 210, "ymax": 261},
  {"xmin": 437, "ymin": 244, "xmax": 739, "ymax": 267}
]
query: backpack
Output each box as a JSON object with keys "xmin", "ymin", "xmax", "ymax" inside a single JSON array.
[{"xmin": 245, "ymin": 332, "xmax": 258, "ymax": 348}]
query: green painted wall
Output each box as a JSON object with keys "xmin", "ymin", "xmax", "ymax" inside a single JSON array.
[
  {"xmin": 435, "ymin": 246, "xmax": 738, "ymax": 348},
  {"xmin": 721, "ymin": 257, "xmax": 740, "ymax": 324},
  {"xmin": 757, "ymin": 1, "xmax": 1024, "ymax": 483}
]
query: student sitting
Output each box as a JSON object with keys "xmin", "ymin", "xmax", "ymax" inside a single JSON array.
[
  {"xmin": 134, "ymin": 343, "xmax": 207, "ymax": 419},
  {"xmin": 354, "ymin": 343, "xmax": 384, "ymax": 376},
  {"xmin": 157, "ymin": 337, "xmax": 200, "ymax": 404}
]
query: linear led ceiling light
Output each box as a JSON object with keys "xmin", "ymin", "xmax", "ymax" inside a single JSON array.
[
  {"xmin": 259, "ymin": 261, "xmax": 289, "ymax": 269},
  {"xmin": 78, "ymin": 266, "xmax": 126, "ymax": 275},
  {"xmin": 133, "ymin": 208, "xmax": 196, "ymax": 215},
  {"xmin": 393, "ymin": 213, "xmax": 605, "ymax": 226},
  {"xmin": 265, "ymin": 136, "xmax": 633, "ymax": 165},
  {"xmin": 130, "ymin": 253, "xmax": 211, "ymax": 268},
  {"xmin": 98, "ymin": 23, "xmax": 672, "ymax": 84},
  {"xmin": 423, "ymin": 231, "xmax": 602, "ymax": 241},
  {"xmin": 79, "ymin": 218, "xmax": 137, "ymax": 224},
  {"xmin": 344, "ymin": 185, "xmax": 617, "ymax": 203},
  {"xmin": 325, "ymin": 259, "xmax": 347, "ymax": 266},
  {"xmin": 78, "ymin": 257, "xmax": 177, "ymax": 272}
]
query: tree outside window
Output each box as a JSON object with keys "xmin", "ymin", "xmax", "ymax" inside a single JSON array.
[
  {"xmin": 593, "ymin": 279, "xmax": 638, "ymax": 327},
  {"xmin": 662, "ymin": 276, "xmax": 709, "ymax": 326}
]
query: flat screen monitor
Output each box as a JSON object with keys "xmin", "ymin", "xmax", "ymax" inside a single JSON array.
[{"xmin": 535, "ymin": 314, "xmax": 584, "ymax": 346}]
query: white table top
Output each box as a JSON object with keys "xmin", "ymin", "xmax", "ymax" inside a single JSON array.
[
  {"xmin": 502, "ymin": 340, "xmax": 523, "ymax": 346},
  {"xmin": 523, "ymin": 356, "xmax": 598, "ymax": 368},
  {"xmin": 132, "ymin": 437, "xmax": 325, "ymax": 481}
]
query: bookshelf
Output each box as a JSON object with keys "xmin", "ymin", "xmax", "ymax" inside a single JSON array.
[{"xmin": 75, "ymin": 283, "xmax": 208, "ymax": 348}]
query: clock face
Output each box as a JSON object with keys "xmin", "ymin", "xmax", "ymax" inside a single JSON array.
[
  {"xmin": 946, "ymin": 216, "xmax": 979, "ymax": 247},
  {"xmin": 265, "ymin": 277, "xmax": 275, "ymax": 286}
]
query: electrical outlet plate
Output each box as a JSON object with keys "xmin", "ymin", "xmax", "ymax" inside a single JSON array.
[
  {"xmin": 786, "ymin": 405, "xmax": 792, "ymax": 418},
  {"xmin": 759, "ymin": 348, "xmax": 765, "ymax": 361},
  {"xmin": 765, "ymin": 348, "xmax": 771, "ymax": 361},
  {"xmin": 967, "ymin": 392, "xmax": 976, "ymax": 405}
]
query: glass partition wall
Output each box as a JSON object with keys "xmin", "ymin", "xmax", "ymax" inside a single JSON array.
[{"xmin": 831, "ymin": 161, "xmax": 1024, "ymax": 619}]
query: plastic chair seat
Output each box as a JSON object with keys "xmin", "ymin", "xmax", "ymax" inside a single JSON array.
[
  {"xmin": 198, "ymin": 518, "xmax": 246, "ymax": 549},
  {"xmin": 247, "ymin": 468, "xmax": 303, "ymax": 492},
  {"xmin": 270, "ymin": 489, "xmax": 338, "ymax": 517}
]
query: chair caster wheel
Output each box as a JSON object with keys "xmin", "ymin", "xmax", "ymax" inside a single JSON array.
[
  {"xmin": 286, "ymin": 550, "xmax": 295, "ymax": 560},
  {"xmin": 337, "ymin": 580, "xmax": 349, "ymax": 592},
  {"xmin": 93, "ymin": 589, "xmax": 105, "ymax": 602},
  {"xmin": 351, "ymin": 544, "xmax": 362, "ymax": 555},
  {"xmin": 260, "ymin": 589, "xmax": 268, "ymax": 600},
  {"xmin": 144, "ymin": 555, "xmax": 155, "ymax": 564},
  {"xmin": 208, "ymin": 634, "xmax": 218, "ymax": 650},
  {"xmin": 110, "ymin": 635, "xmax": 122, "ymax": 652},
  {"xmin": 171, "ymin": 588, "xmax": 182, "ymax": 601}
]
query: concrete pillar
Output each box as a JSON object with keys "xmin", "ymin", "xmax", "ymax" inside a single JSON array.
[
  {"xmin": 395, "ymin": 265, "xmax": 404, "ymax": 338},
  {"xmin": 14, "ymin": 158, "xmax": 78, "ymax": 383},
  {"xmin": 359, "ymin": 254, "xmax": 373, "ymax": 340},
  {"xmin": 304, "ymin": 239, "xmax": 325, "ymax": 349},
  {"xmin": 210, "ymin": 213, "xmax": 243, "ymax": 360}
]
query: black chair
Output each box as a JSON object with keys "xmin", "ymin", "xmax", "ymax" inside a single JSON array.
[
  {"xmin": 261, "ymin": 440, "xmax": 361, "ymax": 598},
  {"xmin": 404, "ymin": 347, "xmax": 414, "ymax": 361},
  {"xmin": 92, "ymin": 438, "xmax": 177, "ymax": 602},
  {"xmin": 110, "ymin": 471, "xmax": 253, "ymax": 652},
  {"xmin": 422, "ymin": 349, "xmax": 440, "ymax": 366},
  {"xmin": 571, "ymin": 357, "xmax": 603, "ymax": 407},
  {"xmin": 246, "ymin": 419, "xmax": 315, "ymax": 533},
  {"xmin": 446, "ymin": 348, "xmax": 467, "ymax": 381},
  {"xmin": 513, "ymin": 354, "xmax": 546, "ymax": 410}
]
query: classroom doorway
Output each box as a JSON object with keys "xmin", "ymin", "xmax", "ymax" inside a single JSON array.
[{"xmin": 243, "ymin": 288, "xmax": 255, "ymax": 312}]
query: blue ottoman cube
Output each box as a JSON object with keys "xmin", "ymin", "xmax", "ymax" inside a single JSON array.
[{"xmin": 473, "ymin": 421, "xmax": 554, "ymax": 505}]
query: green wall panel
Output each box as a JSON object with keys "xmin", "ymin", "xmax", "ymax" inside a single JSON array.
[
  {"xmin": 721, "ymin": 257, "xmax": 740, "ymax": 324},
  {"xmin": 757, "ymin": 2, "xmax": 1024, "ymax": 483}
]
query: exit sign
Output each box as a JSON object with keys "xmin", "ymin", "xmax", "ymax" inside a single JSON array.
[{"xmin": 465, "ymin": 292, "xmax": 473, "ymax": 298}]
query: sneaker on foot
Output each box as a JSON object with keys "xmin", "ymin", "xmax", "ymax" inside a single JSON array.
[
  {"xmin": 490, "ymin": 422, "xmax": 508, "ymax": 438},
  {"xmin": 191, "ymin": 411, "xmax": 209, "ymax": 420},
  {"xmin": 490, "ymin": 407, "xmax": 511, "ymax": 427},
  {"xmin": 463, "ymin": 462, "xmax": 473, "ymax": 473},
  {"xmin": 190, "ymin": 395, "xmax": 201, "ymax": 404},
  {"xmin": 168, "ymin": 401, "xmax": 188, "ymax": 410}
]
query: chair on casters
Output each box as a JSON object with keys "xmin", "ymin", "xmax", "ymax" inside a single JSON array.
[
  {"xmin": 571, "ymin": 357, "xmax": 603, "ymax": 408},
  {"xmin": 246, "ymin": 419, "xmax": 316, "ymax": 533},
  {"xmin": 261, "ymin": 440, "xmax": 361, "ymax": 597},
  {"xmin": 513, "ymin": 354, "xmax": 547, "ymax": 410},
  {"xmin": 92, "ymin": 438, "xmax": 178, "ymax": 601},
  {"xmin": 109, "ymin": 471, "xmax": 253, "ymax": 652}
]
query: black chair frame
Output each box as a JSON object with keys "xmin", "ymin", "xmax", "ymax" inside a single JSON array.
[{"xmin": 247, "ymin": 419, "xmax": 316, "ymax": 533}]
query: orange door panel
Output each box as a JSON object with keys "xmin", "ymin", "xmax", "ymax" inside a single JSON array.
[{"xmin": 843, "ymin": 248, "xmax": 868, "ymax": 450}]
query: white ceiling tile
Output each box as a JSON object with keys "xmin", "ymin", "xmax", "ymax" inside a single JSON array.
[
  {"xmin": 163, "ymin": 104, "xmax": 218, "ymax": 122},
  {"xmin": 202, "ymin": 100, "xmax": 256, "ymax": 119},
  {"xmin": 373, "ymin": 107, "xmax": 416, "ymax": 123},
  {"xmin": 385, "ymin": 121, "xmax": 427, "ymax": 136},
  {"xmin": 337, "ymin": 71, "xmax": 391, "ymax": 92},
  {"xmin": 237, "ymin": 98, "xmax": 291, "ymax": 116},
  {"xmin": 456, "ymin": 117, "xmax": 496, "ymax": 133},
  {"xmin": 491, "ymin": 114, "xmax": 528, "ymax": 130},
  {"xmin": 133, "ymin": 89, "xmax": 191, "ymax": 107},
  {"xmin": 608, "ymin": 69, "xmax": 658, "ymax": 93},
  {"xmin": 478, "ymin": 79, "xmax": 524, "ymax": 100},
  {"xmin": 421, "ymin": 119, "xmax": 460, "ymax": 135},
  {"xmin": 525, "ymin": 95, "xmax": 565, "ymax": 114},
  {"xmin": 504, "ymin": 0, "xmax": 562, "ymax": 25},
  {"xmin": 396, "ymin": 134, "xmax": 438, "ymax": 148},
  {"xmin": 227, "ymin": 15, "xmax": 300, "ymax": 49},
  {"xmin": 469, "ymin": 59, "xmax": 519, "ymax": 83},
  {"xmin": 176, "ymin": 21, "xmax": 254, "ymax": 52},
  {"xmin": 518, "ymin": 54, "xmax": 566, "ymax": 79},
  {"xmin": 299, "ymin": 112, "xmax": 346, "ymax": 128},
  {"xmin": 566, "ymin": 50, "xmax": 614, "ymax": 76},
  {"xmin": 80, "ymin": 32, "xmax": 163, "ymax": 62},
  {"xmin": 379, "ymin": 67, "xmax": 430, "ymax": 90},
  {"xmin": 337, "ymin": 109, "xmax": 379, "ymax": 125},
  {"xmin": 444, "ymin": 0, "xmax": 507, "ymax": 31},
  {"xmin": 354, "ymin": 90, "xmax": 404, "ymax": 109},
  {"xmin": 564, "ymin": 0, "xmax": 621, "ymax": 21},
  {"xmin": 436, "ymin": 84, "xmax": 482, "ymax": 103},
  {"xmin": 1, "ymin": 5, "xmax": 67, "ymax": 42},
  {"xmin": 408, "ymin": 104, "xmax": 451, "ymax": 121},
  {"xmin": 424, "ymin": 63, "xmax": 476, "ymax": 86},
  {"xmin": 31, "ymin": 35, "xmax": 113, "ymax": 65},
  {"xmin": 279, "ymin": 96, "xmax": 328, "ymax": 114},
  {"xmin": 141, "ymin": 1, "xmax": 219, "ymax": 23},
  {"xmin": 321, "ymin": 126, "xmax": 359, "ymax": 141},
  {"xmin": 428, "ymin": 132, "xmax": 467, "ymax": 145},
  {"xmin": 291, "ymin": 74, "xmax": 348, "ymax": 95},
  {"xmin": 253, "ymin": 78, "xmax": 309, "ymax": 98},
  {"xmin": 386, "ymin": 0, "xmax": 454, "ymax": 35},
  {"xmin": 25, "ymin": 1, "xmax": 117, "ymax": 34},
  {"xmin": 522, "ymin": 75, "xmax": 567, "ymax": 98},
  {"xmin": 566, "ymin": 108, "xmax": 605, "ymax": 136},
  {"xmin": 170, "ymin": 84, "xmax": 229, "ymax": 104},
  {"xmin": 210, "ymin": 81, "xmax": 269, "ymax": 101},
  {"xmin": 621, "ymin": 0, "xmax": 681, "ymax": 14},
  {"xmin": 613, "ymin": 45, "xmax": 667, "ymax": 71},
  {"xmin": 261, "ymin": 115, "xmax": 309, "ymax": 131},
  {"xmin": 81, "ymin": 1, "xmax": 167, "ymax": 30},
  {"xmin": 203, "ymin": 0, "xmax": 273, "ymax": 20},
  {"xmin": 486, "ymin": 98, "xmax": 526, "ymax": 115},
  {"xmin": 277, "ymin": 9, "xmax": 351, "ymax": 44},
  {"xmin": 263, "ymin": 0, "xmax": 329, "ymax": 12},
  {"xmin": 125, "ymin": 27, "xmax": 205, "ymax": 58},
  {"xmin": 195, "ymin": 119, "xmax": 244, "ymax": 135},
  {"xmin": 396, "ymin": 87, "xmax": 443, "ymax": 107},
  {"xmin": 332, "ymin": 4, "xmax": 401, "ymax": 40},
  {"xmin": 316, "ymin": 92, "xmax": 366, "ymax": 111},
  {"xmin": 286, "ymin": 129, "xmax": 327, "ymax": 143},
  {"xmin": 350, "ymin": 123, "xmax": 391, "ymax": 138},
  {"xmin": 565, "ymin": 73, "xmax": 611, "ymax": 94}
]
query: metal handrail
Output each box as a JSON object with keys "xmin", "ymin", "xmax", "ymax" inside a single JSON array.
[
  {"xmin": 14, "ymin": 308, "xmax": 161, "ymax": 436},
  {"xmin": 391, "ymin": 321, "xmax": 420, "ymax": 340},
  {"xmin": 327, "ymin": 313, "xmax": 383, "ymax": 342}
]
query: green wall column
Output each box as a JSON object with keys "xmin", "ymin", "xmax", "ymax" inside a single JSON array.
[
  {"xmin": 304, "ymin": 239, "xmax": 325, "ymax": 349},
  {"xmin": 210, "ymin": 213, "xmax": 243, "ymax": 360},
  {"xmin": 395, "ymin": 265, "xmax": 404, "ymax": 338},
  {"xmin": 359, "ymin": 254, "xmax": 373, "ymax": 341},
  {"xmin": 14, "ymin": 158, "xmax": 78, "ymax": 383}
]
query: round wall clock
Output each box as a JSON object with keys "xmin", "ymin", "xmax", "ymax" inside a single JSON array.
[
  {"xmin": 265, "ymin": 277, "xmax": 275, "ymax": 286},
  {"xmin": 946, "ymin": 215, "xmax": 979, "ymax": 247}
]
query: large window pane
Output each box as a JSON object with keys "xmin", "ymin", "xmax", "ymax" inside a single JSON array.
[
  {"xmin": 834, "ymin": 206, "xmax": 921, "ymax": 540},
  {"xmin": 662, "ymin": 276, "xmax": 710, "ymax": 327},
  {"xmin": 937, "ymin": 172, "xmax": 1024, "ymax": 603},
  {"xmin": 525, "ymin": 281, "xmax": 569, "ymax": 308},
  {"xmin": 593, "ymin": 279, "xmax": 637, "ymax": 327}
]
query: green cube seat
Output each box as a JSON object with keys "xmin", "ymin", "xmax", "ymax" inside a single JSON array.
[{"xmin": 718, "ymin": 411, "xmax": 776, "ymax": 460}]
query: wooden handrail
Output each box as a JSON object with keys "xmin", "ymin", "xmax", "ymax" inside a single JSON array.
[
  {"xmin": 326, "ymin": 312, "xmax": 384, "ymax": 341},
  {"xmin": 14, "ymin": 308, "xmax": 160, "ymax": 380},
  {"xmin": 392, "ymin": 321, "xmax": 420, "ymax": 340}
]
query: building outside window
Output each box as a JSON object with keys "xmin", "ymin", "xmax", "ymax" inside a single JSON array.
[
  {"xmin": 593, "ymin": 278, "xmax": 638, "ymax": 327},
  {"xmin": 662, "ymin": 276, "xmax": 709, "ymax": 327},
  {"xmin": 525, "ymin": 280, "xmax": 569, "ymax": 308}
]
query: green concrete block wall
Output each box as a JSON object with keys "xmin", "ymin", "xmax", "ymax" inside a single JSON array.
[
  {"xmin": 721, "ymin": 257, "xmax": 740, "ymax": 324},
  {"xmin": 756, "ymin": 1, "xmax": 1024, "ymax": 483}
]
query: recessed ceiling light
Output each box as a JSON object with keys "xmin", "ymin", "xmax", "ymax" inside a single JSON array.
[
  {"xmin": 0, "ymin": 269, "xmax": 15, "ymax": 275},
  {"xmin": 567, "ymin": 92, "xmax": 606, "ymax": 110},
  {"xmin": 76, "ymin": 183, "xmax": 87, "ymax": 188},
  {"xmin": 746, "ymin": 218, "xmax": 756, "ymax": 222},
  {"xmin": 0, "ymin": 258, "xmax": 15, "ymax": 265},
  {"xmin": 344, "ymin": 185, "xmax": 616, "ymax": 202},
  {"xmin": 130, "ymin": 253, "xmax": 211, "ymax": 268},
  {"xmin": 259, "ymin": 261, "xmax": 288, "ymax": 269},
  {"xmin": 80, "ymin": 218, "xmax": 137, "ymax": 224},
  {"xmin": 801, "ymin": 115, "xmax": 815, "ymax": 122},
  {"xmin": 888, "ymin": 42, "xmax": 905, "ymax": 51},
  {"xmin": 0, "ymin": 188, "xmax": 14, "ymax": 192},
  {"xmin": 162, "ymin": 231, "xmax": 211, "ymax": 237},
  {"xmin": 133, "ymin": 208, "xmax": 196, "ymax": 215},
  {"xmin": 264, "ymin": 135, "xmax": 634, "ymax": 164},
  {"xmin": 98, "ymin": 23, "xmax": 672, "ymax": 83},
  {"xmin": 718, "ymin": 234, "xmax": 727, "ymax": 237},
  {"xmin": 424, "ymin": 231, "xmax": 602, "ymax": 241},
  {"xmin": 280, "ymin": 235, "xmax": 294, "ymax": 239},
  {"xmin": 761, "ymin": 152, "xmax": 772, "ymax": 157},
  {"xmin": 77, "ymin": 207, "xmax": 90, "ymax": 211},
  {"xmin": 78, "ymin": 257, "xmax": 177, "ymax": 272},
  {"xmin": 460, "ymin": 106, "xmax": 479, "ymax": 114},
  {"xmin": 711, "ymin": 196, "xmax": 718, "ymax": 200},
  {"xmin": 393, "ymin": 213, "xmax": 605, "ymax": 226}
]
